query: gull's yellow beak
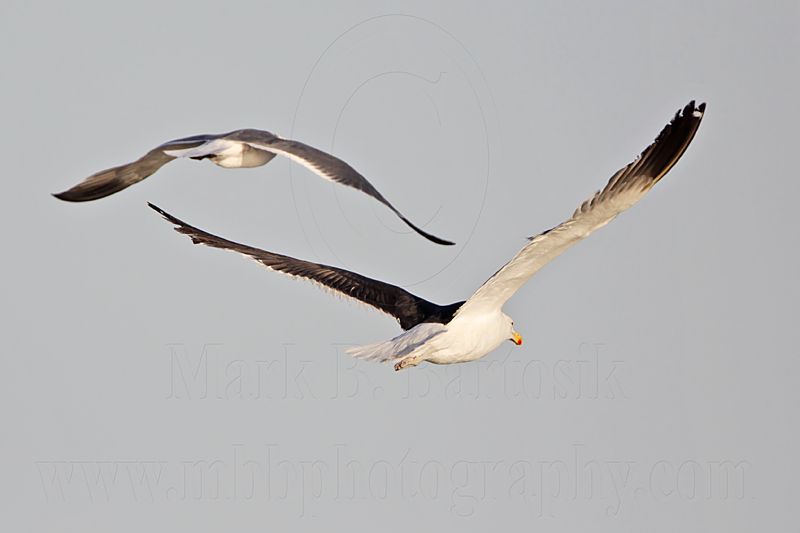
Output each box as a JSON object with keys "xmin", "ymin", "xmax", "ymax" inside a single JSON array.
[{"xmin": 511, "ymin": 331, "xmax": 523, "ymax": 346}]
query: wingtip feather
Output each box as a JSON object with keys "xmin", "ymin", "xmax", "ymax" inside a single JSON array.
[
  {"xmin": 397, "ymin": 215, "xmax": 455, "ymax": 246},
  {"xmin": 147, "ymin": 202, "xmax": 190, "ymax": 234},
  {"xmin": 147, "ymin": 202, "xmax": 169, "ymax": 219},
  {"xmin": 52, "ymin": 187, "xmax": 92, "ymax": 202}
]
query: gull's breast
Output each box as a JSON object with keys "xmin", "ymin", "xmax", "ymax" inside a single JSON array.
[
  {"xmin": 210, "ymin": 143, "xmax": 273, "ymax": 168},
  {"xmin": 424, "ymin": 316, "xmax": 507, "ymax": 365}
]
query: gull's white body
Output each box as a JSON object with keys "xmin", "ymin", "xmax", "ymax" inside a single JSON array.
[
  {"xmin": 424, "ymin": 311, "xmax": 515, "ymax": 364},
  {"xmin": 348, "ymin": 310, "xmax": 514, "ymax": 367}
]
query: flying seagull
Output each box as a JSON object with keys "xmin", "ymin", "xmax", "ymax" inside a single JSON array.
[
  {"xmin": 150, "ymin": 101, "xmax": 705, "ymax": 370},
  {"xmin": 52, "ymin": 129, "xmax": 454, "ymax": 245}
]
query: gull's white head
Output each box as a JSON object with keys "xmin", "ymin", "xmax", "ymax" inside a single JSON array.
[{"xmin": 503, "ymin": 313, "xmax": 523, "ymax": 346}]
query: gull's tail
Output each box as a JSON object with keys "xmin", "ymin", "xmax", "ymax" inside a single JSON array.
[{"xmin": 346, "ymin": 323, "xmax": 446, "ymax": 363}]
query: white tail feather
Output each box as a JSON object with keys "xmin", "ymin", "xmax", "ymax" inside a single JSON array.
[{"xmin": 346, "ymin": 323, "xmax": 446, "ymax": 362}]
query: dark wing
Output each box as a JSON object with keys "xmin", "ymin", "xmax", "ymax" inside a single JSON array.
[
  {"xmin": 231, "ymin": 130, "xmax": 455, "ymax": 246},
  {"xmin": 148, "ymin": 203, "xmax": 452, "ymax": 330},
  {"xmin": 52, "ymin": 135, "xmax": 214, "ymax": 202},
  {"xmin": 457, "ymin": 101, "xmax": 706, "ymax": 316}
]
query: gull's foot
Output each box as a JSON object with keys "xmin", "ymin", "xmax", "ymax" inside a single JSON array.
[{"xmin": 394, "ymin": 357, "xmax": 420, "ymax": 371}]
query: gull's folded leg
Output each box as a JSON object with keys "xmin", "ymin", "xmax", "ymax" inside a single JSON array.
[{"xmin": 394, "ymin": 355, "xmax": 424, "ymax": 371}]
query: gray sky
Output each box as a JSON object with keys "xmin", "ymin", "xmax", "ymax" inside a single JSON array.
[{"xmin": 2, "ymin": 1, "xmax": 798, "ymax": 531}]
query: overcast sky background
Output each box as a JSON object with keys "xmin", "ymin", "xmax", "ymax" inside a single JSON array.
[{"xmin": 2, "ymin": 1, "xmax": 798, "ymax": 531}]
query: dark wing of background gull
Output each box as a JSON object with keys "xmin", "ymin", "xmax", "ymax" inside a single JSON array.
[
  {"xmin": 227, "ymin": 129, "xmax": 454, "ymax": 245},
  {"xmin": 52, "ymin": 135, "xmax": 215, "ymax": 202},
  {"xmin": 149, "ymin": 203, "xmax": 464, "ymax": 330}
]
